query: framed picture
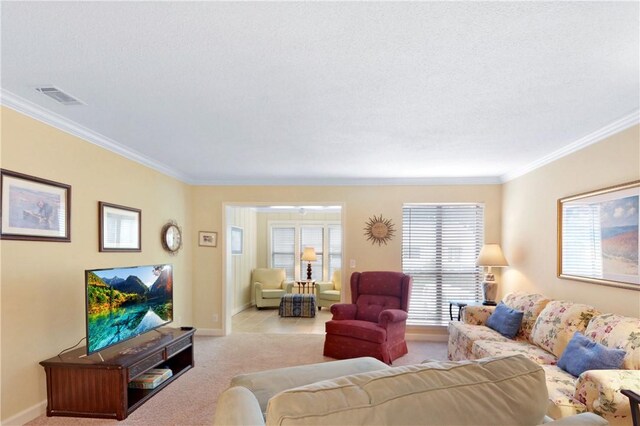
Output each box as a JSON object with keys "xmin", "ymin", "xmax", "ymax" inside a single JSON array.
[
  {"xmin": 231, "ymin": 226, "xmax": 243, "ymax": 255},
  {"xmin": 0, "ymin": 169, "xmax": 71, "ymax": 242},
  {"xmin": 99, "ymin": 202, "xmax": 141, "ymax": 252},
  {"xmin": 199, "ymin": 231, "xmax": 217, "ymax": 247},
  {"xmin": 558, "ymin": 180, "xmax": 640, "ymax": 291}
]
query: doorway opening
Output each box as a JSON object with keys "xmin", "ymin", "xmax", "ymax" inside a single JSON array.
[{"xmin": 222, "ymin": 203, "xmax": 344, "ymax": 334}]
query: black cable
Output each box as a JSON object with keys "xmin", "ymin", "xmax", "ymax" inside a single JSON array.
[{"xmin": 57, "ymin": 336, "xmax": 86, "ymax": 357}]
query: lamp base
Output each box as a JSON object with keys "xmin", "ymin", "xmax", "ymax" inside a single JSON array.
[
  {"xmin": 482, "ymin": 281, "xmax": 497, "ymax": 304},
  {"xmin": 306, "ymin": 262, "xmax": 312, "ymax": 281}
]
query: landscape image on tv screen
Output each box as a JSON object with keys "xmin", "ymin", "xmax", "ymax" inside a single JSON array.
[{"xmin": 85, "ymin": 264, "xmax": 173, "ymax": 354}]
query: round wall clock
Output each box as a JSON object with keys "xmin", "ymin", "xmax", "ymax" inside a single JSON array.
[
  {"xmin": 161, "ymin": 221, "xmax": 182, "ymax": 254},
  {"xmin": 364, "ymin": 214, "xmax": 396, "ymax": 246}
]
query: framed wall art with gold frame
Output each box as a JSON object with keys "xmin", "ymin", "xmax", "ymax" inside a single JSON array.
[{"xmin": 558, "ymin": 180, "xmax": 639, "ymax": 291}]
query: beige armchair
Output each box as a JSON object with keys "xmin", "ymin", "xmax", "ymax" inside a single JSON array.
[
  {"xmin": 253, "ymin": 268, "xmax": 293, "ymax": 309},
  {"xmin": 315, "ymin": 269, "xmax": 341, "ymax": 310}
]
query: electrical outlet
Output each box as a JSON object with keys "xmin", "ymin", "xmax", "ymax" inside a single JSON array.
[
  {"xmin": 212, "ymin": 313, "xmax": 219, "ymax": 322},
  {"xmin": 350, "ymin": 259, "xmax": 356, "ymax": 268}
]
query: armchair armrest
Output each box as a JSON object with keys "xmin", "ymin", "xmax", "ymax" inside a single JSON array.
[
  {"xmin": 330, "ymin": 303, "xmax": 357, "ymax": 320},
  {"xmin": 315, "ymin": 282, "xmax": 334, "ymax": 293},
  {"xmin": 283, "ymin": 281, "xmax": 294, "ymax": 293},
  {"xmin": 575, "ymin": 369, "xmax": 640, "ymax": 422},
  {"xmin": 461, "ymin": 305, "xmax": 496, "ymax": 325},
  {"xmin": 379, "ymin": 309, "xmax": 408, "ymax": 327}
]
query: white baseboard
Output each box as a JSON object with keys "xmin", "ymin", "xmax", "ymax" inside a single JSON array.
[
  {"xmin": 232, "ymin": 302, "xmax": 253, "ymax": 316},
  {"xmin": 405, "ymin": 332, "xmax": 448, "ymax": 342},
  {"xmin": 2, "ymin": 400, "xmax": 46, "ymax": 426},
  {"xmin": 195, "ymin": 328, "xmax": 225, "ymax": 336}
]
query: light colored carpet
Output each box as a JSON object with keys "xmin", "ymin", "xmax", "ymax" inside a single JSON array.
[{"xmin": 26, "ymin": 333, "xmax": 447, "ymax": 425}]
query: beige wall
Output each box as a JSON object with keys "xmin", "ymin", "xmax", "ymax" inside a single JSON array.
[
  {"xmin": 502, "ymin": 125, "xmax": 640, "ymax": 316},
  {"xmin": 0, "ymin": 107, "xmax": 193, "ymax": 422},
  {"xmin": 228, "ymin": 207, "xmax": 257, "ymax": 313},
  {"xmin": 5, "ymin": 106, "xmax": 637, "ymax": 423},
  {"xmin": 191, "ymin": 185, "xmax": 503, "ymax": 333}
]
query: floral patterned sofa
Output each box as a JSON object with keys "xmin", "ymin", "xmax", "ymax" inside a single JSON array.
[{"xmin": 448, "ymin": 292, "xmax": 640, "ymax": 426}]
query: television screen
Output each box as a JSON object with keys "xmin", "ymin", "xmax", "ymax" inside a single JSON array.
[{"xmin": 85, "ymin": 264, "xmax": 173, "ymax": 355}]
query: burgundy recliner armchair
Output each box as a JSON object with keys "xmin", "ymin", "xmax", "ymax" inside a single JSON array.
[{"xmin": 323, "ymin": 271, "xmax": 412, "ymax": 364}]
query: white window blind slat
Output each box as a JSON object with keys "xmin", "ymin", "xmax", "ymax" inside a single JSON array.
[{"xmin": 402, "ymin": 204, "xmax": 484, "ymax": 326}]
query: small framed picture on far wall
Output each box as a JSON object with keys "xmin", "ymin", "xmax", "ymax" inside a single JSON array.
[{"xmin": 198, "ymin": 231, "xmax": 217, "ymax": 247}]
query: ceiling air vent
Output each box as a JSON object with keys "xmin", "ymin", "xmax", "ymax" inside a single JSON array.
[{"xmin": 35, "ymin": 86, "xmax": 84, "ymax": 106}]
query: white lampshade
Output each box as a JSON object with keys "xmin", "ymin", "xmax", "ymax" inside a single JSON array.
[
  {"xmin": 301, "ymin": 247, "xmax": 317, "ymax": 261},
  {"xmin": 476, "ymin": 244, "xmax": 508, "ymax": 267},
  {"xmin": 476, "ymin": 244, "xmax": 508, "ymax": 304}
]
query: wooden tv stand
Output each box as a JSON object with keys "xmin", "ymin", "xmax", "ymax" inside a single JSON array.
[{"xmin": 40, "ymin": 327, "xmax": 195, "ymax": 420}]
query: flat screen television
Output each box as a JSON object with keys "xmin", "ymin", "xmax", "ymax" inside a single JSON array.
[{"xmin": 85, "ymin": 264, "xmax": 173, "ymax": 355}]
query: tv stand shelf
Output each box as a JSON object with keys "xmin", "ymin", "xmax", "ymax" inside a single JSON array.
[{"xmin": 40, "ymin": 327, "xmax": 196, "ymax": 420}]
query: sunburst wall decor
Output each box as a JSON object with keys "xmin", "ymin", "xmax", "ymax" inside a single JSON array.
[{"xmin": 364, "ymin": 214, "xmax": 396, "ymax": 246}]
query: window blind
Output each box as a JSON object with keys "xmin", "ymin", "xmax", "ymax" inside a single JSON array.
[
  {"xmin": 402, "ymin": 204, "xmax": 484, "ymax": 326},
  {"xmin": 270, "ymin": 223, "xmax": 341, "ymax": 281},
  {"xmin": 272, "ymin": 227, "xmax": 295, "ymax": 280},
  {"xmin": 561, "ymin": 204, "xmax": 603, "ymax": 277},
  {"xmin": 328, "ymin": 225, "xmax": 342, "ymax": 278}
]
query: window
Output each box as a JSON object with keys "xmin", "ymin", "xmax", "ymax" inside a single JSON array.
[
  {"xmin": 561, "ymin": 204, "xmax": 603, "ymax": 278},
  {"xmin": 402, "ymin": 204, "xmax": 484, "ymax": 326},
  {"xmin": 300, "ymin": 226, "xmax": 323, "ymax": 281},
  {"xmin": 327, "ymin": 225, "xmax": 342, "ymax": 279},
  {"xmin": 271, "ymin": 227, "xmax": 295, "ymax": 279},
  {"xmin": 270, "ymin": 221, "xmax": 341, "ymax": 281}
]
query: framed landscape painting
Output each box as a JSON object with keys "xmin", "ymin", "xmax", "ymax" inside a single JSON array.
[
  {"xmin": 0, "ymin": 169, "xmax": 71, "ymax": 242},
  {"xmin": 558, "ymin": 180, "xmax": 640, "ymax": 290}
]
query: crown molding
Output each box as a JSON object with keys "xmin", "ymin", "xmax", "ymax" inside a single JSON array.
[
  {"xmin": 501, "ymin": 109, "xmax": 640, "ymax": 183},
  {"xmin": 0, "ymin": 89, "xmax": 192, "ymax": 183},
  {"xmin": 3, "ymin": 89, "xmax": 636, "ymax": 187},
  {"xmin": 189, "ymin": 176, "xmax": 503, "ymax": 186}
]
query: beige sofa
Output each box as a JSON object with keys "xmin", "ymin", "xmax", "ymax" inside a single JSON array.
[
  {"xmin": 214, "ymin": 355, "xmax": 607, "ymax": 425},
  {"xmin": 448, "ymin": 292, "xmax": 640, "ymax": 426}
]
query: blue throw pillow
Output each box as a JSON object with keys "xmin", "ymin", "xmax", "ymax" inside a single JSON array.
[
  {"xmin": 557, "ymin": 332, "xmax": 626, "ymax": 377},
  {"xmin": 485, "ymin": 302, "xmax": 523, "ymax": 339}
]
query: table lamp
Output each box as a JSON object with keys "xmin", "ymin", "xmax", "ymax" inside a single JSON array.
[
  {"xmin": 476, "ymin": 243, "xmax": 509, "ymax": 305},
  {"xmin": 301, "ymin": 247, "xmax": 317, "ymax": 280}
]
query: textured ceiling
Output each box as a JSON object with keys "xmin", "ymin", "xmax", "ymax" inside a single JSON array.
[{"xmin": 1, "ymin": 2, "xmax": 638, "ymax": 185}]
